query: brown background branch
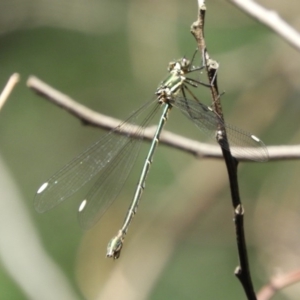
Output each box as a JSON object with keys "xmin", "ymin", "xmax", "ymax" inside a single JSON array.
[
  {"xmin": 0, "ymin": 73, "xmax": 20, "ymax": 111},
  {"xmin": 27, "ymin": 75, "xmax": 300, "ymax": 162},
  {"xmin": 227, "ymin": 0, "xmax": 300, "ymax": 52}
]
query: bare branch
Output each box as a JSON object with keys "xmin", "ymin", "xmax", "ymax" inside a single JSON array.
[
  {"xmin": 191, "ymin": 2, "xmax": 261, "ymax": 299},
  {"xmin": 27, "ymin": 75, "xmax": 300, "ymax": 162},
  {"xmin": 0, "ymin": 73, "xmax": 20, "ymax": 111},
  {"xmin": 227, "ymin": 0, "xmax": 300, "ymax": 52},
  {"xmin": 257, "ymin": 269, "xmax": 300, "ymax": 300}
]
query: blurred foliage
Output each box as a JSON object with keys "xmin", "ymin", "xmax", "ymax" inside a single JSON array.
[{"xmin": 0, "ymin": 0, "xmax": 300, "ymax": 299}]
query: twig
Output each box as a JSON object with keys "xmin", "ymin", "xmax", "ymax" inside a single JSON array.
[
  {"xmin": 26, "ymin": 76, "xmax": 300, "ymax": 161},
  {"xmin": 191, "ymin": 1, "xmax": 257, "ymax": 299},
  {"xmin": 0, "ymin": 73, "xmax": 20, "ymax": 111},
  {"xmin": 227, "ymin": 0, "xmax": 300, "ymax": 52},
  {"xmin": 257, "ymin": 269, "xmax": 300, "ymax": 300}
]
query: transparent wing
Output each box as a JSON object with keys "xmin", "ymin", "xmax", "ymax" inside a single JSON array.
[
  {"xmin": 172, "ymin": 97, "xmax": 269, "ymax": 162},
  {"xmin": 78, "ymin": 104, "xmax": 161, "ymax": 229},
  {"xmin": 34, "ymin": 99, "xmax": 159, "ymax": 214}
]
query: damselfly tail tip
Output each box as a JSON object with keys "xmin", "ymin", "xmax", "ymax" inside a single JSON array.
[{"xmin": 107, "ymin": 231, "xmax": 124, "ymax": 259}]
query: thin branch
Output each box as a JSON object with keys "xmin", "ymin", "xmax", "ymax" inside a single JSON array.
[
  {"xmin": 27, "ymin": 75, "xmax": 300, "ymax": 161},
  {"xmin": 227, "ymin": 0, "xmax": 300, "ymax": 52},
  {"xmin": 0, "ymin": 73, "xmax": 20, "ymax": 111},
  {"xmin": 191, "ymin": 2, "xmax": 257, "ymax": 299},
  {"xmin": 257, "ymin": 269, "xmax": 300, "ymax": 300}
]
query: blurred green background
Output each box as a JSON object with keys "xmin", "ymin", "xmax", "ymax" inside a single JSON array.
[{"xmin": 0, "ymin": 0, "xmax": 300, "ymax": 299}]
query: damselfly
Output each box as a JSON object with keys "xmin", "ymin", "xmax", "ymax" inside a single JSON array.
[{"xmin": 34, "ymin": 53, "xmax": 268, "ymax": 259}]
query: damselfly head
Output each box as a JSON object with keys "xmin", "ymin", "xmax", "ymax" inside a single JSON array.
[
  {"xmin": 168, "ymin": 57, "xmax": 191, "ymax": 73},
  {"xmin": 179, "ymin": 57, "xmax": 190, "ymax": 72},
  {"xmin": 167, "ymin": 61, "xmax": 176, "ymax": 72}
]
